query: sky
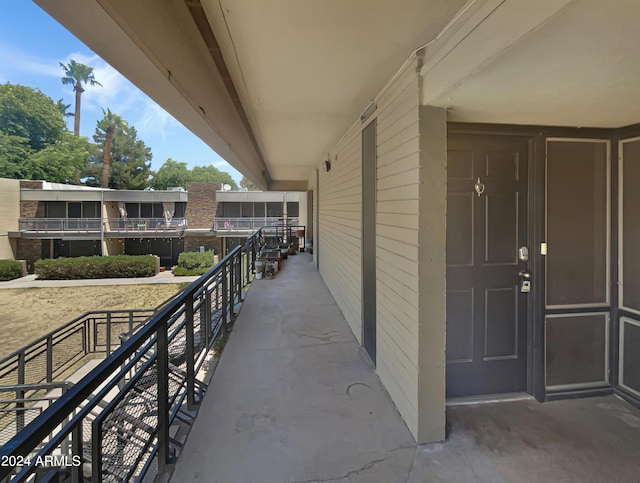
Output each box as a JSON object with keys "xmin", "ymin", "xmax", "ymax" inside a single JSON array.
[{"xmin": 0, "ymin": 1, "xmax": 243, "ymax": 184}]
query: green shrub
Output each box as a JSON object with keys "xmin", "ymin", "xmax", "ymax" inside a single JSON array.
[
  {"xmin": 0, "ymin": 260, "xmax": 22, "ymax": 281},
  {"xmin": 175, "ymin": 251, "xmax": 216, "ymax": 276},
  {"xmin": 173, "ymin": 267, "xmax": 209, "ymax": 276},
  {"xmin": 35, "ymin": 255, "xmax": 157, "ymax": 280}
]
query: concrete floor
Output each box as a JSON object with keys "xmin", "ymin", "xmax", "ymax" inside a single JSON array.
[{"xmin": 171, "ymin": 254, "xmax": 640, "ymax": 483}]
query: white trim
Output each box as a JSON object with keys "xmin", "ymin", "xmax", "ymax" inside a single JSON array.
[
  {"xmin": 618, "ymin": 137, "xmax": 640, "ymax": 313},
  {"xmin": 544, "ymin": 138, "xmax": 611, "ymax": 309},
  {"xmin": 619, "ymin": 317, "xmax": 640, "ymax": 398},
  {"xmin": 544, "ymin": 312, "xmax": 610, "ymax": 389}
]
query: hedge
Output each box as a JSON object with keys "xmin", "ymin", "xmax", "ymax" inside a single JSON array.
[
  {"xmin": 0, "ymin": 260, "xmax": 22, "ymax": 281},
  {"xmin": 174, "ymin": 251, "xmax": 216, "ymax": 276},
  {"xmin": 35, "ymin": 255, "xmax": 157, "ymax": 280}
]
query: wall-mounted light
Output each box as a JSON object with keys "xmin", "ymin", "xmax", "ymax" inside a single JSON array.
[{"xmin": 322, "ymin": 159, "xmax": 331, "ymax": 172}]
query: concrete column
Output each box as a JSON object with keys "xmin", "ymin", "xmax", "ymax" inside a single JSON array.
[{"xmin": 417, "ymin": 105, "xmax": 447, "ymax": 443}]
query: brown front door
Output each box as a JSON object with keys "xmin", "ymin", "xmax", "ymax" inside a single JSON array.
[{"xmin": 446, "ymin": 134, "xmax": 529, "ymax": 398}]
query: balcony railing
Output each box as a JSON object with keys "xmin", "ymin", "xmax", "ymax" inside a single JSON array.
[
  {"xmin": 18, "ymin": 218, "xmax": 102, "ymax": 232},
  {"xmin": 214, "ymin": 217, "xmax": 298, "ymax": 232},
  {"xmin": 0, "ymin": 229, "xmax": 262, "ymax": 482},
  {"xmin": 104, "ymin": 218, "xmax": 188, "ymax": 232},
  {"xmin": 18, "ymin": 218, "xmax": 188, "ymax": 234}
]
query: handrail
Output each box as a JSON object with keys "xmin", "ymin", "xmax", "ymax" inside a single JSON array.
[
  {"xmin": 214, "ymin": 216, "xmax": 298, "ymax": 231},
  {"xmin": 17, "ymin": 217, "xmax": 188, "ymax": 232},
  {"xmin": 0, "ymin": 228, "xmax": 262, "ymax": 481}
]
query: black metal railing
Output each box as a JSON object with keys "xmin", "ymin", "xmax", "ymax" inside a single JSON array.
[
  {"xmin": 0, "ymin": 383, "xmax": 72, "ymax": 449},
  {"xmin": 0, "ymin": 310, "xmax": 156, "ymax": 391},
  {"xmin": 0, "ymin": 228, "xmax": 262, "ymax": 482}
]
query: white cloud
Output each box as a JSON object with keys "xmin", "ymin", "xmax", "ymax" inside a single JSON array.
[
  {"xmin": 0, "ymin": 43, "xmax": 60, "ymax": 79},
  {"xmin": 135, "ymin": 100, "xmax": 180, "ymax": 142}
]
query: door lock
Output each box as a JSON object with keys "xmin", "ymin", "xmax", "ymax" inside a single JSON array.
[
  {"xmin": 519, "ymin": 269, "xmax": 532, "ymax": 293},
  {"xmin": 518, "ymin": 246, "xmax": 529, "ymax": 261}
]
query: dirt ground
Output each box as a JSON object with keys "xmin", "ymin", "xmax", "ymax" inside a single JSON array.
[{"xmin": 0, "ymin": 284, "xmax": 183, "ymax": 357}]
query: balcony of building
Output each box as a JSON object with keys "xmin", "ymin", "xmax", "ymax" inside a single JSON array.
[
  {"xmin": 15, "ymin": 217, "xmax": 188, "ymax": 238},
  {"xmin": 213, "ymin": 216, "xmax": 298, "ymax": 235}
]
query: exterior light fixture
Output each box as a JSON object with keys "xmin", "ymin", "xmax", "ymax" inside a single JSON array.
[{"xmin": 322, "ymin": 159, "xmax": 331, "ymax": 172}]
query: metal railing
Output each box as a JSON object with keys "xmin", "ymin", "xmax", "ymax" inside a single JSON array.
[
  {"xmin": 0, "ymin": 310, "xmax": 156, "ymax": 391},
  {"xmin": 0, "ymin": 383, "xmax": 72, "ymax": 449},
  {"xmin": 214, "ymin": 216, "xmax": 298, "ymax": 232},
  {"xmin": 18, "ymin": 218, "xmax": 101, "ymax": 232},
  {"xmin": 104, "ymin": 218, "xmax": 188, "ymax": 233},
  {"xmin": 17, "ymin": 217, "xmax": 188, "ymax": 234},
  {"xmin": 0, "ymin": 228, "xmax": 262, "ymax": 482}
]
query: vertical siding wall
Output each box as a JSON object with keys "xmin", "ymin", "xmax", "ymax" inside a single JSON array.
[
  {"xmin": 318, "ymin": 123, "xmax": 363, "ymax": 341},
  {"xmin": 0, "ymin": 178, "xmax": 20, "ymax": 259},
  {"xmin": 375, "ymin": 58, "xmax": 422, "ymax": 435}
]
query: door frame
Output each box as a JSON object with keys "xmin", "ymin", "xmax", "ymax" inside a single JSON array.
[
  {"xmin": 446, "ymin": 127, "xmax": 538, "ymax": 399},
  {"xmin": 449, "ymin": 122, "xmax": 624, "ymax": 403},
  {"xmin": 362, "ymin": 119, "xmax": 377, "ymax": 365}
]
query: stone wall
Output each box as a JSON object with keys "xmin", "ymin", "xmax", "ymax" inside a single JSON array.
[
  {"xmin": 16, "ymin": 239, "xmax": 42, "ymax": 273},
  {"xmin": 184, "ymin": 235, "xmax": 221, "ymax": 255},
  {"xmin": 19, "ymin": 181, "xmax": 43, "ymax": 189},
  {"xmin": 185, "ymin": 182, "xmax": 221, "ymax": 229},
  {"xmin": 19, "ymin": 181, "xmax": 45, "ymax": 219}
]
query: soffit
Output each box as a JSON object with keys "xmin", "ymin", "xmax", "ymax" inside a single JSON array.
[
  {"xmin": 201, "ymin": 0, "xmax": 468, "ymax": 180},
  {"xmin": 430, "ymin": 0, "xmax": 640, "ymax": 127}
]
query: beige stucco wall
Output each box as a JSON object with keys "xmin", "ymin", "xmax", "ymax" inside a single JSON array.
[{"xmin": 0, "ymin": 178, "xmax": 20, "ymax": 259}]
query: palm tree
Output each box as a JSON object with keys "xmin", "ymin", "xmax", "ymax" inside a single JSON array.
[
  {"xmin": 98, "ymin": 109, "xmax": 127, "ymax": 188},
  {"xmin": 55, "ymin": 99, "xmax": 74, "ymax": 119},
  {"xmin": 60, "ymin": 60, "xmax": 102, "ymax": 136}
]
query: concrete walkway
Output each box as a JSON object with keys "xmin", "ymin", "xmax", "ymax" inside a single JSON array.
[
  {"xmin": 0, "ymin": 271, "xmax": 199, "ymax": 289},
  {"xmin": 171, "ymin": 253, "xmax": 416, "ymax": 483},
  {"xmin": 171, "ymin": 254, "xmax": 640, "ymax": 483}
]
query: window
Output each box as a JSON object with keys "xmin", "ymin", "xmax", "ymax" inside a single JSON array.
[
  {"xmin": 125, "ymin": 203, "xmax": 140, "ymax": 218},
  {"xmin": 83, "ymin": 202, "xmax": 100, "ymax": 218},
  {"xmin": 68, "ymin": 202, "xmax": 82, "ymax": 218},
  {"xmin": 287, "ymin": 202, "xmax": 299, "ymax": 217},
  {"xmin": 140, "ymin": 203, "xmax": 153, "ymax": 218},
  {"xmin": 266, "ymin": 202, "xmax": 282, "ymax": 217},
  {"xmin": 223, "ymin": 203, "xmax": 241, "ymax": 217},
  {"xmin": 241, "ymin": 202, "xmax": 254, "ymax": 218},
  {"xmin": 175, "ymin": 202, "xmax": 186, "ymax": 218},
  {"xmin": 45, "ymin": 202, "xmax": 66, "ymax": 218},
  {"xmin": 253, "ymin": 202, "xmax": 265, "ymax": 217}
]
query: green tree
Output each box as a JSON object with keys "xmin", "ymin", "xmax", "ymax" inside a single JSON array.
[
  {"xmin": 22, "ymin": 132, "xmax": 94, "ymax": 183},
  {"xmin": 85, "ymin": 110, "xmax": 152, "ymax": 189},
  {"xmin": 0, "ymin": 83, "xmax": 65, "ymax": 150},
  {"xmin": 149, "ymin": 158, "xmax": 190, "ymax": 190},
  {"xmin": 0, "ymin": 133, "xmax": 33, "ymax": 178},
  {"xmin": 240, "ymin": 175, "xmax": 260, "ymax": 191},
  {"xmin": 190, "ymin": 165, "xmax": 238, "ymax": 189},
  {"xmin": 60, "ymin": 60, "xmax": 101, "ymax": 136}
]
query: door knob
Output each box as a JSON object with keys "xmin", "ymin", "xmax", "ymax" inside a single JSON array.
[{"xmin": 518, "ymin": 269, "xmax": 531, "ymax": 280}]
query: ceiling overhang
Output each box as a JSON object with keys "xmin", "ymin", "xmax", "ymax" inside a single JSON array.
[
  {"xmin": 419, "ymin": 0, "xmax": 640, "ymax": 128},
  {"xmin": 35, "ymin": 0, "xmax": 272, "ymax": 189},
  {"xmin": 34, "ymin": 0, "xmax": 640, "ymax": 188}
]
